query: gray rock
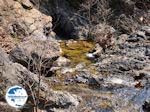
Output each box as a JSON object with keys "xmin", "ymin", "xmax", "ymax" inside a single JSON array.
[
  {"xmin": 45, "ymin": 91, "xmax": 81, "ymax": 109},
  {"xmin": 133, "ymin": 86, "xmax": 150, "ymax": 110},
  {"xmin": 127, "ymin": 30, "xmax": 150, "ymax": 42},
  {"xmin": 142, "ymin": 99, "xmax": 150, "ymax": 112},
  {"xmin": 9, "ymin": 21, "xmax": 29, "ymax": 39},
  {"xmin": 117, "ymin": 34, "xmax": 128, "ymax": 44},
  {"xmin": 75, "ymin": 75, "xmax": 88, "ymax": 83},
  {"xmin": 136, "ymin": 31, "xmax": 146, "ymax": 39},
  {"xmin": 10, "ymin": 39, "xmax": 61, "ymax": 61},
  {"xmin": 1, "ymin": 0, "xmax": 54, "ymax": 41},
  {"xmin": 61, "ymin": 67, "xmax": 75, "ymax": 74},
  {"xmin": 75, "ymin": 71, "xmax": 101, "ymax": 85},
  {"xmin": 54, "ymin": 56, "xmax": 71, "ymax": 67},
  {"xmin": 0, "ymin": 48, "xmax": 81, "ymax": 111},
  {"xmin": 127, "ymin": 34, "xmax": 145, "ymax": 42},
  {"xmin": 75, "ymin": 63, "xmax": 86, "ymax": 70},
  {"xmin": 93, "ymin": 24, "xmax": 115, "ymax": 49},
  {"xmin": 145, "ymin": 48, "xmax": 150, "ymax": 57},
  {"xmin": 9, "ymin": 39, "xmax": 61, "ymax": 75},
  {"xmin": 141, "ymin": 26, "xmax": 150, "ymax": 36}
]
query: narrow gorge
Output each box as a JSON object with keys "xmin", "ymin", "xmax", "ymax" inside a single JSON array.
[{"xmin": 0, "ymin": 0, "xmax": 150, "ymax": 112}]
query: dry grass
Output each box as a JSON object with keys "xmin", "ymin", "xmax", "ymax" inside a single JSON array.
[{"xmin": 115, "ymin": 15, "xmax": 140, "ymax": 34}]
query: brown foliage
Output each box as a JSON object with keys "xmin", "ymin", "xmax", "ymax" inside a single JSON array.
[{"xmin": 93, "ymin": 24, "xmax": 114, "ymax": 49}]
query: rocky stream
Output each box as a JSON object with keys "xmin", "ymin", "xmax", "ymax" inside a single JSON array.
[
  {"xmin": 0, "ymin": 0, "xmax": 150, "ymax": 112},
  {"xmin": 49, "ymin": 35, "xmax": 150, "ymax": 112}
]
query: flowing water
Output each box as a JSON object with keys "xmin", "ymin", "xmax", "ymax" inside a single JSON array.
[{"xmin": 50, "ymin": 40, "xmax": 150, "ymax": 112}]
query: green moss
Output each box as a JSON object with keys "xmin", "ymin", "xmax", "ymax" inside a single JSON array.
[
  {"xmin": 11, "ymin": 34, "xmax": 22, "ymax": 43},
  {"xmin": 52, "ymin": 83, "xmax": 88, "ymax": 92},
  {"xmin": 60, "ymin": 40, "xmax": 94, "ymax": 66},
  {"xmin": 50, "ymin": 40, "xmax": 96, "ymax": 92}
]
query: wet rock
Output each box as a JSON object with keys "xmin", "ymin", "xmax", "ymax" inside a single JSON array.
[
  {"xmin": 133, "ymin": 86, "xmax": 150, "ymax": 111},
  {"xmin": 145, "ymin": 48, "xmax": 150, "ymax": 57},
  {"xmin": 136, "ymin": 31, "xmax": 146, "ymax": 39},
  {"xmin": 74, "ymin": 71, "xmax": 101, "ymax": 85},
  {"xmin": 143, "ymin": 100, "xmax": 150, "ymax": 112},
  {"xmin": 75, "ymin": 75, "xmax": 89, "ymax": 83},
  {"xmin": 141, "ymin": 26, "xmax": 150, "ymax": 37},
  {"xmin": 127, "ymin": 33, "xmax": 145, "ymax": 42},
  {"xmin": 45, "ymin": 91, "xmax": 81, "ymax": 110},
  {"xmin": 86, "ymin": 53, "xmax": 95, "ymax": 59},
  {"xmin": 86, "ymin": 44, "xmax": 103, "ymax": 59}
]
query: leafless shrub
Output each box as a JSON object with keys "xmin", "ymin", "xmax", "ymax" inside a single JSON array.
[
  {"xmin": 115, "ymin": 14, "xmax": 140, "ymax": 34},
  {"xmin": 78, "ymin": 0, "xmax": 113, "ymax": 39},
  {"xmin": 110, "ymin": 0, "xmax": 149, "ymax": 34},
  {"xmin": 94, "ymin": 0, "xmax": 113, "ymax": 23},
  {"xmin": 18, "ymin": 42, "xmax": 54, "ymax": 112},
  {"xmin": 92, "ymin": 23, "xmax": 115, "ymax": 50}
]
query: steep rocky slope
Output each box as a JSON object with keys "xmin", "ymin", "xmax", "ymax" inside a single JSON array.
[{"xmin": 0, "ymin": 0, "xmax": 56, "ymax": 52}]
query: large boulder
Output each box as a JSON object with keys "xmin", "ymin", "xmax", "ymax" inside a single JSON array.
[
  {"xmin": 0, "ymin": 48, "xmax": 81, "ymax": 111},
  {"xmin": 9, "ymin": 39, "xmax": 61, "ymax": 75},
  {"xmin": 54, "ymin": 56, "xmax": 71, "ymax": 67},
  {"xmin": 0, "ymin": 48, "xmax": 48, "ymax": 92},
  {"xmin": 45, "ymin": 91, "xmax": 81, "ymax": 110},
  {"xmin": 29, "ymin": 0, "xmax": 88, "ymax": 39}
]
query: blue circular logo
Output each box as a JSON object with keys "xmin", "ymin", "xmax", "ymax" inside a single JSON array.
[{"xmin": 5, "ymin": 85, "xmax": 28, "ymax": 108}]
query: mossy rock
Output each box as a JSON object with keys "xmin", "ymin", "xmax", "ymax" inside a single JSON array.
[{"xmin": 60, "ymin": 40, "xmax": 94, "ymax": 66}]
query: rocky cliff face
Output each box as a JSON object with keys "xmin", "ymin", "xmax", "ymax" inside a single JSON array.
[
  {"xmin": 0, "ymin": 0, "xmax": 55, "ymax": 43},
  {"xmin": 29, "ymin": 0, "xmax": 149, "ymax": 39},
  {"xmin": 29, "ymin": 0, "xmax": 89, "ymax": 39}
]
